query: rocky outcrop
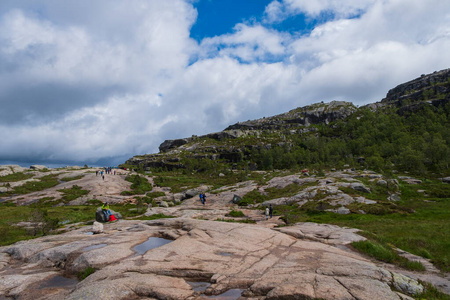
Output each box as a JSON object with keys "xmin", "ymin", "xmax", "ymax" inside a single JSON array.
[
  {"xmin": 226, "ymin": 100, "xmax": 357, "ymax": 131},
  {"xmin": 382, "ymin": 68, "xmax": 450, "ymax": 103}
]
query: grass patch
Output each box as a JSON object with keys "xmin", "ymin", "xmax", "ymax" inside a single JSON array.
[
  {"xmin": 3, "ymin": 174, "xmax": 60, "ymax": 196},
  {"xmin": 0, "ymin": 205, "xmax": 98, "ymax": 246},
  {"xmin": 352, "ymin": 240, "xmax": 425, "ymax": 271},
  {"xmin": 416, "ymin": 282, "xmax": 450, "ymax": 300},
  {"xmin": 352, "ymin": 240, "xmax": 396, "ymax": 262},
  {"xmin": 136, "ymin": 213, "xmax": 175, "ymax": 220},
  {"xmin": 215, "ymin": 218, "xmax": 256, "ymax": 224},
  {"xmin": 58, "ymin": 185, "xmax": 89, "ymax": 203},
  {"xmin": 238, "ymin": 181, "xmax": 317, "ymax": 206},
  {"xmin": 227, "ymin": 210, "xmax": 245, "ymax": 217},
  {"xmin": 121, "ymin": 175, "xmax": 153, "ymax": 195},
  {"xmin": 60, "ymin": 175, "xmax": 84, "ymax": 182},
  {"xmin": 0, "ymin": 172, "xmax": 34, "ymax": 182}
]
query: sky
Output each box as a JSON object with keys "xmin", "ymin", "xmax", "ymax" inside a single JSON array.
[{"xmin": 0, "ymin": 0, "xmax": 449, "ymax": 167}]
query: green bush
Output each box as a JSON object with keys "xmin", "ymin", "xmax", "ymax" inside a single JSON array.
[
  {"xmin": 228, "ymin": 210, "xmax": 245, "ymax": 217},
  {"xmin": 78, "ymin": 267, "xmax": 96, "ymax": 280}
]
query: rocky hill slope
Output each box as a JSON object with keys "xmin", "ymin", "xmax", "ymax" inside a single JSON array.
[{"xmin": 123, "ymin": 68, "xmax": 450, "ymax": 174}]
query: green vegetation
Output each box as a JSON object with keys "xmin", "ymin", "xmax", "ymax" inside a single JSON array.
[
  {"xmin": 135, "ymin": 213, "xmax": 175, "ymax": 221},
  {"xmin": 238, "ymin": 182, "xmax": 316, "ymax": 206},
  {"xmin": 0, "ymin": 172, "xmax": 34, "ymax": 182},
  {"xmin": 121, "ymin": 175, "xmax": 153, "ymax": 195},
  {"xmin": 227, "ymin": 210, "xmax": 245, "ymax": 217},
  {"xmin": 58, "ymin": 185, "xmax": 89, "ymax": 203},
  {"xmin": 215, "ymin": 218, "xmax": 256, "ymax": 224},
  {"xmin": 272, "ymin": 179, "xmax": 450, "ymax": 272},
  {"xmin": 0, "ymin": 205, "xmax": 98, "ymax": 246},
  {"xmin": 416, "ymin": 282, "xmax": 450, "ymax": 300},
  {"xmin": 248, "ymin": 104, "xmax": 450, "ymax": 176},
  {"xmin": 351, "ymin": 240, "xmax": 425, "ymax": 271},
  {"xmin": 78, "ymin": 267, "xmax": 96, "ymax": 280},
  {"xmin": 2, "ymin": 174, "xmax": 59, "ymax": 196}
]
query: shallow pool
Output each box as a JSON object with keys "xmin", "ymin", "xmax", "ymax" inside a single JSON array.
[{"xmin": 133, "ymin": 237, "xmax": 172, "ymax": 255}]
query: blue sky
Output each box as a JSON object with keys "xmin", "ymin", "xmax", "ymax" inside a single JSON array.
[{"xmin": 0, "ymin": 0, "xmax": 449, "ymax": 167}]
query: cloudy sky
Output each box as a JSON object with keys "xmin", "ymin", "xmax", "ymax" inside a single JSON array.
[{"xmin": 1, "ymin": 0, "xmax": 449, "ymax": 167}]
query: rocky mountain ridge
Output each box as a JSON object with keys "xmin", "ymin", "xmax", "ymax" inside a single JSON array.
[{"xmin": 124, "ymin": 68, "xmax": 450, "ymax": 172}]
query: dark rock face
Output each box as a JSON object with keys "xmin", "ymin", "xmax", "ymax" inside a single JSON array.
[
  {"xmin": 226, "ymin": 101, "xmax": 357, "ymax": 131},
  {"xmin": 159, "ymin": 138, "xmax": 191, "ymax": 153},
  {"xmin": 383, "ymin": 69, "xmax": 450, "ymax": 103}
]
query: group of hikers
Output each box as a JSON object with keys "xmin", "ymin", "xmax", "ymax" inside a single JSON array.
[{"xmin": 96, "ymin": 167, "xmax": 117, "ymax": 180}]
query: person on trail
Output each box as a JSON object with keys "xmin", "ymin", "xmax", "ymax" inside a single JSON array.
[
  {"xmin": 202, "ymin": 193, "xmax": 206, "ymax": 205},
  {"xmin": 199, "ymin": 193, "xmax": 204, "ymax": 204},
  {"xmin": 269, "ymin": 204, "xmax": 273, "ymax": 219},
  {"xmin": 102, "ymin": 202, "xmax": 111, "ymax": 220},
  {"xmin": 265, "ymin": 207, "xmax": 269, "ymax": 220}
]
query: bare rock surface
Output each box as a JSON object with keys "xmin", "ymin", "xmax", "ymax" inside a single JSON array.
[
  {"xmin": 1, "ymin": 167, "xmax": 449, "ymax": 299},
  {"xmin": 0, "ymin": 218, "xmax": 429, "ymax": 299}
]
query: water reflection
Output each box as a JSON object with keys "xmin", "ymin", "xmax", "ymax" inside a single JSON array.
[
  {"xmin": 133, "ymin": 237, "xmax": 172, "ymax": 255},
  {"xmin": 39, "ymin": 275, "xmax": 78, "ymax": 289},
  {"xmin": 187, "ymin": 281, "xmax": 211, "ymax": 292}
]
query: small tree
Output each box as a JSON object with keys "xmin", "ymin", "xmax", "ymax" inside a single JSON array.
[{"xmin": 29, "ymin": 208, "xmax": 59, "ymax": 236}]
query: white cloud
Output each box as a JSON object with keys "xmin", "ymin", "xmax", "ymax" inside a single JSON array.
[
  {"xmin": 200, "ymin": 23, "xmax": 288, "ymax": 62},
  {"xmin": 0, "ymin": 0, "xmax": 449, "ymax": 165},
  {"xmin": 264, "ymin": 0, "xmax": 377, "ymax": 23}
]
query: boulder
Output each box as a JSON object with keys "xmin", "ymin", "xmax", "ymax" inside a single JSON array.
[
  {"xmin": 231, "ymin": 194, "xmax": 242, "ymax": 204},
  {"xmin": 92, "ymin": 221, "xmax": 103, "ymax": 234},
  {"xmin": 441, "ymin": 177, "xmax": 450, "ymax": 184},
  {"xmin": 159, "ymin": 201, "xmax": 169, "ymax": 208},
  {"xmin": 388, "ymin": 194, "xmax": 401, "ymax": 202},
  {"xmin": 184, "ymin": 189, "xmax": 198, "ymax": 199},
  {"xmin": 351, "ymin": 182, "xmax": 371, "ymax": 193},
  {"xmin": 392, "ymin": 273, "xmax": 424, "ymax": 296},
  {"xmin": 30, "ymin": 165, "xmax": 48, "ymax": 170}
]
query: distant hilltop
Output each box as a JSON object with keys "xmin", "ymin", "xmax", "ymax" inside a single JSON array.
[{"xmin": 123, "ymin": 68, "xmax": 450, "ymax": 173}]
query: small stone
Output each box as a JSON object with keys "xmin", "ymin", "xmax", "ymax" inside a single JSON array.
[
  {"xmin": 336, "ymin": 207, "xmax": 351, "ymax": 214},
  {"xmin": 159, "ymin": 201, "xmax": 169, "ymax": 208},
  {"xmin": 377, "ymin": 180, "xmax": 387, "ymax": 187},
  {"xmin": 387, "ymin": 194, "xmax": 401, "ymax": 201}
]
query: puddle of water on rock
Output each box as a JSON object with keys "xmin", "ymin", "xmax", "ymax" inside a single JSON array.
[
  {"xmin": 133, "ymin": 237, "xmax": 172, "ymax": 255},
  {"xmin": 187, "ymin": 281, "xmax": 211, "ymax": 292},
  {"xmin": 205, "ymin": 289, "xmax": 244, "ymax": 299},
  {"xmin": 39, "ymin": 275, "xmax": 78, "ymax": 289},
  {"xmin": 82, "ymin": 243, "xmax": 107, "ymax": 252},
  {"xmin": 84, "ymin": 232, "xmax": 94, "ymax": 235},
  {"xmin": 218, "ymin": 252, "xmax": 232, "ymax": 256}
]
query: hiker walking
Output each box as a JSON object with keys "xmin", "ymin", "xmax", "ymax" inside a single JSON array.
[
  {"xmin": 199, "ymin": 193, "xmax": 204, "ymax": 205},
  {"xmin": 203, "ymin": 193, "xmax": 206, "ymax": 205},
  {"xmin": 265, "ymin": 206, "xmax": 269, "ymax": 220},
  {"xmin": 269, "ymin": 204, "xmax": 273, "ymax": 218}
]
